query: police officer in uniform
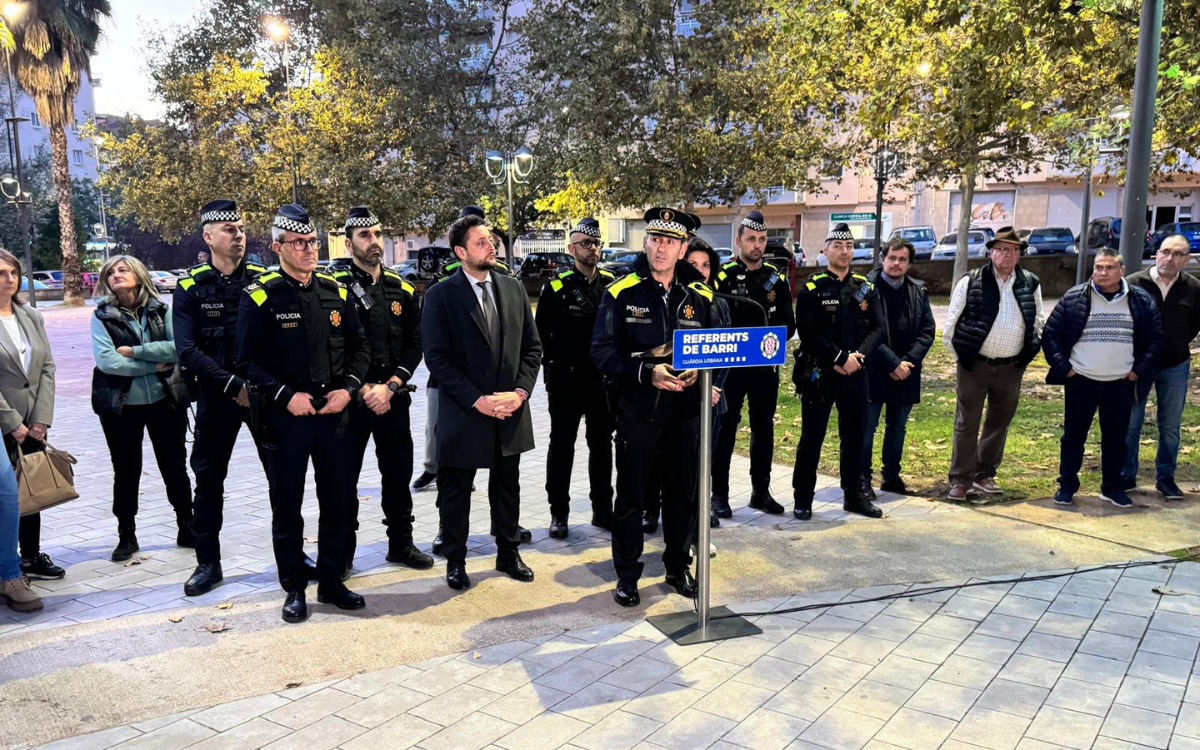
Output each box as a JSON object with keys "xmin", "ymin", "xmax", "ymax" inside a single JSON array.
[
  {"xmin": 236, "ymin": 204, "xmax": 371, "ymax": 622},
  {"xmin": 711, "ymin": 210, "xmax": 796, "ymax": 517},
  {"xmin": 537, "ymin": 218, "xmax": 617, "ymax": 539},
  {"xmin": 593, "ymin": 207, "xmax": 714, "ymax": 607},
  {"xmin": 175, "ymin": 200, "xmax": 276, "ymax": 596},
  {"xmin": 332, "ymin": 206, "xmax": 434, "ymax": 574},
  {"xmin": 791, "ymin": 223, "xmax": 885, "ymax": 520}
]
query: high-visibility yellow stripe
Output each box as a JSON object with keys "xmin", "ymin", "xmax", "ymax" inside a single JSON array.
[
  {"xmin": 606, "ymin": 273, "xmax": 641, "ymax": 298},
  {"xmin": 250, "ymin": 288, "xmax": 268, "ymax": 306},
  {"xmin": 689, "ymin": 282, "xmax": 714, "ymax": 301},
  {"xmin": 179, "ymin": 278, "xmax": 195, "ymax": 291}
]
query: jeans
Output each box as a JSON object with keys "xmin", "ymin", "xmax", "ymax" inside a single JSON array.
[
  {"xmin": 1059, "ymin": 375, "xmax": 1135, "ymax": 495},
  {"xmin": 1124, "ymin": 359, "xmax": 1190, "ymax": 482},
  {"xmin": 862, "ymin": 402, "xmax": 915, "ymax": 482},
  {"xmin": 0, "ymin": 454, "xmax": 21, "ymax": 581}
]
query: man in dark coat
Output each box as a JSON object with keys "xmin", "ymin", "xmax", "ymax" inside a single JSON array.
[
  {"xmin": 860, "ymin": 238, "xmax": 935, "ymax": 498},
  {"xmin": 422, "ymin": 213, "xmax": 542, "ymax": 591}
]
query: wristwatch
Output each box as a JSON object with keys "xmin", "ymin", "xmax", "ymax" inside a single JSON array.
[{"xmin": 387, "ymin": 380, "xmax": 403, "ymax": 394}]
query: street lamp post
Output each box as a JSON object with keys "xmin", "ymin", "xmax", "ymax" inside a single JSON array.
[
  {"xmin": 1074, "ymin": 107, "xmax": 1130, "ymax": 285},
  {"xmin": 484, "ymin": 147, "xmax": 533, "ymax": 266},
  {"xmin": 1118, "ymin": 0, "xmax": 1164, "ymax": 271},
  {"xmin": 871, "ymin": 146, "xmax": 900, "ymax": 268},
  {"xmin": 1, "ymin": 2, "xmax": 35, "ymax": 306},
  {"xmin": 267, "ymin": 18, "xmax": 300, "ymax": 204}
]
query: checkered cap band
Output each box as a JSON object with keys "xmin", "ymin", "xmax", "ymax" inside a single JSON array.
[
  {"xmin": 646, "ymin": 219, "xmax": 687, "ymax": 239},
  {"xmin": 826, "ymin": 228, "xmax": 854, "ymax": 241},
  {"xmin": 571, "ymin": 222, "xmax": 601, "ymax": 238},
  {"xmin": 201, "ymin": 210, "xmax": 242, "ymax": 224},
  {"xmin": 345, "ymin": 215, "xmax": 379, "ymax": 229},
  {"xmin": 274, "ymin": 216, "xmax": 315, "ymax": 234},
  {"xmin": 741, "ymin": 217, "xmax": 767, "ymax": 232}
]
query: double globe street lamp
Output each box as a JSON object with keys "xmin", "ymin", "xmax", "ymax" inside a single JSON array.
[
  {"xmin": 2, "ymin": 1, "xmax": 36, "ymax": 305},
  {"xmin": 485, "ymin": 147, "xmax": 533, "ymax": 266}
]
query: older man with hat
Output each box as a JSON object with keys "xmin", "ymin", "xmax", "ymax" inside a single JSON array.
[
  {"xmin": 332, "ymin": 206, "xmax": 433, "ymax": 575},
  {"xmin": 235, "ymin": 204, "xmax": 372, "ymax": 622},
  {"xmin": 593, "ymin": 207, "xmax": 714, "ymax": 607},
  {"xmin": 942, "ymin": 226, "xmax": 1045, "ymax": 500},
  {"xmin": 537, "ymin": 217, "xmax": 617, "ymax": 539},
  {"xmin": 711, "ymin": 209, "xmax": 796, "ymax": 517},
  {"xmin": 791, "ymin": 222, "xmax": 885, "ymax": 520}
]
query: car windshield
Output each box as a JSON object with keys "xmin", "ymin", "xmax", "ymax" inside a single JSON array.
[
  {"xmin": 613, "ymin": 253, "xmax": 639, "ymax": 262},
  {"xmin": 49, "ymin": 271, "xmax": 63, "ymax": 280},
  {"xmin": 1030, "ymin": 228, "xmax": 1073, "ymax": 242},
  {"xmin": 969, "ymin": 232, "xmax": 986, "ymax": 244},
  {"xmin": 901, "ymin": 229, "xmax": 935, "ymax": 242},
  {"xmin": 940, "ymin": 234, "xmax": 957, "ymax": 245}
]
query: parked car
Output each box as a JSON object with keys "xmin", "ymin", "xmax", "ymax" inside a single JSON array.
[
  {"xmin": 20, "ymin": 278, "xmax": 49, "ymax": 291},
  {"xmin": 31, "ymin": 270, "xmax": 62, "ymax": 289},
  {"xmin": 1085, "ymin": 217, "xmax": 1154, "ymax": 258},
  {"xmin": 149, "ymin": 270, "xmax": 178, "ymax": 293},
  {"xmin": 510, "ymin": 256, "xmax": 525, "ymax": 273},
  {"xmin": 326, "ymin": 258, "xmax": 353, "ymax": 273},
  {"xmin": 887, "ymin": 226, "xmax": 937, "ymax": 260},
  {"xmin": 852, "ymin": 238, "xmax": 876, "ymax": 265},
  {"xmin": 1026, "ymin": 227, "xmax": 1076, "ymax": 255},
  {"xmin": 518, "ymin": 252, "xmax": 573, "ymax": 279},
  {"xmin": 1151, "ymin": 222, "xmax": 1200, "ymax": 253},
  {"xmin": 391, "ymin": 260, "xmax": 420, "ymax": 281},
  {"xmin": 416, "ymin": 246, "xmax": 454, "ymax": 279},
  {"xmin": 714, "ymin": 248, "xmax": 734, "ymax": 265},
  {"xmin": 931, "ymin": 231, "xmax": 989, "ymax": 260},
  {"xmin": 602, "ymin": 250, "xmax": 643, "ymax": 277},
  {"xmin": 169, "ymin": 268, "xmax": 189, "ymax": 277}
]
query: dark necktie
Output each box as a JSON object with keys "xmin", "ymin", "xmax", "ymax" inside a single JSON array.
[{"xmin": 479, "ymin": 279, "xmax": 500, "ymax": 348}]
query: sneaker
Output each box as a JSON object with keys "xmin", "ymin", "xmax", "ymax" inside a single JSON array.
[
  {"xmin": 1053, "ymin": 489, "xmax": 1074, "ymax": 506},
  {"xmin": 0, "ymin": 576, "xmax": 43, "ymax": 612},
  {"xmin": 20, "ymin": 553, "xmax": 65, "ymax": 580},
  {"xmin": 1157, "ymin": 478, "xmax": 1185, "ymax": 501},
  {"xmin": 972, "ymin": 477, "xmax": 1003, "ymax": 495},
  {"xmin": 1100, "ymin": 488, "xmax": 1134, "ymax": 509},
  {"xmin": 412, "ymin": 471, "xmax": 436, "ymax": 491}
]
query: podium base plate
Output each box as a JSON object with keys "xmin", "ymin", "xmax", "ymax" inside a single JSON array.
[{"xmin": 646, "ymin": 605, "xmax": 763, "ymax": 645}]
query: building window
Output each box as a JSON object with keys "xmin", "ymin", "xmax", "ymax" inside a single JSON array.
[
  {"xmin": 29, "ymin": 110, "xmax": 41, "ymax": 129},
  {"xmin": 406, "ymin": 239, "xmax": 415, "ymax": 250},
  {"xmin": 72, "ymin": 149, "xmax": 84, "ymax": 165},
  {"xmin": 766, "ymin": 185, "xmax": 786, "ymax": 201},
  {"xmin": 820, "ymin": 158, "xmax": 843, "ymax": 180}
]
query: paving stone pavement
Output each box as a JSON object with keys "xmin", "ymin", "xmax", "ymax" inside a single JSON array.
[
  {"xmin": 26, "ymin": 556, "xmax": 1200, "ymax": 750},
  {"xmin": 1, "ymin": 306, "xmax": 958, "ymax": 636}
]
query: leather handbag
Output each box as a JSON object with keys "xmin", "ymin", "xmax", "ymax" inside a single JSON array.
[{"xmin": 15, "ymin": 441, "xmax": 79, "ymax": 517}]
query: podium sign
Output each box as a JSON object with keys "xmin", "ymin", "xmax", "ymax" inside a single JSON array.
[{"xmin": 673, "ymin": 326, "xmax": 788, "ymax": 370}]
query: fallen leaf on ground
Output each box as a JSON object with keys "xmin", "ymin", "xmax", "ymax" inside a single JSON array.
[
  {"xmin": 168, "ymin": 614, "xmax": 183, "ymax": 623},
  {"xmin": 123, "ymin": 559, "xmax": 140, "ymax": 567},
  {"xmin": 473, "ymin": 651, "xmax": 482, "ymax": 659},
  {"xmin": 773, "ymin": 524, "xmax": 784, "ymax": 531},
  {"xmin": 357, "ymin": 495, "xmax": 371, "ymax": 502},
  {"xmin": 1152, "ymin": 586, "xmax": 1184, "ymax": 596},
  {"xmin": 138, "ymin": 555, "xmax": 151, "ymax": 561},
  {"xmin": 216, "ymin": 601, "xmax": 233, "ymax": 610},
  {"xmin": 304, "ymin": 535, "xmax": 318, "ymax": 544},
  {"xmin": 285, "ymin": 682, "xmax": 301, "ymax": 689},
  {"xmin": 205, "ymin": 622, "xmax": 227, "ymax": 633}
]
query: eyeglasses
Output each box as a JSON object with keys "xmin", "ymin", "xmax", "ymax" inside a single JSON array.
[
  {"xmin": 280, "ymin": 238, "xmax": 319, "ymax": 251},
  {"xmin": 572, "ymin": 240, "xmax": 602, "ymax": 250},
  {"xmin": 990, "ymin": 246, "xmax": 1022, "ymax": 255},
  {"xmin": 1158, "ymin": 250, "xmax": 1190, "ymax": 260}
]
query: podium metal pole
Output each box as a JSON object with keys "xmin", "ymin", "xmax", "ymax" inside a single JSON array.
[{"xmin": 648, "ymin": 368, "xmax": 761, "ymax": 645}]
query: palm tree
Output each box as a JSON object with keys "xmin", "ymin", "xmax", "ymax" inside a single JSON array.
[{"xmin": 5, "ymin": 0, "xmax": 110, "ymax": 305}]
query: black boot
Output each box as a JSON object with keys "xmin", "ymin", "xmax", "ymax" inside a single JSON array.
[
  {"xmin": 748, "ymin": 485, "xmax": 785, "ymax": 514},
  {"xmin": 859, "ymin": 476, "xmax": 877, "ymax": 501},
  {"xmin": 303, "ymin": 555, "xmax": 319, "ymax": 582},
  {"xmin": 710, "ymin": 511, "xmax": 720, "ymax": 528},
  {"xmin": 495, "ymin": 551, "xmax": 535, "ymax": 582},
  {"xmin": 431, "ymin": 525, "xmax": 444, "ymax": 556},
  {"xmin": 111, "ymin": 525, "xmax": 139, "ymax": 562},
  {"xmin": 590, "ymin": 510, "xmax": 614, "ymax": 531},
  {"xmin": 711, "ymin": 494, "xmax": 733, "ymax": 518},
  {"xmin": 175, "ymin": 512, "xmax": 195, "ymax": 548},
  {"xmin": 282, "ymin": 590, "xmax": 308, "ymax": 623},
  {"xmin": 317, "ymin": 582, "xmax": 366, "ymax": 610},
  {"xmin": 793, "ymin": 502, "xmax": 812, "ymax": 521},
  {"xmin": 613, "ymin": 580, "xmax": 640, "ymax": 607},
  {"xmin": 642, "ymin": 512, "xmax": 658, "ymax": 534},
  {"xmin": 844, "ymin": 491, "xmax": 883, "ymax": 519},
  {"xmin": 387, "ymin": 541, "xmax": 435, "ymax": 569},
  {"xmin": 184, "ymin": 563, "xmax": 223, "ymax": 596},
  {"xmin": 549, "ymin": 514, "xmax": 569, "ymax": 539}
]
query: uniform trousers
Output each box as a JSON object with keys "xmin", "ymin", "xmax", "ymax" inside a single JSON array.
[
  {"xmin": 347, "ymin": 393, "xmax": 416, "ymax": 562},
  {"xmin": 712, "ymin": 367, "xmax": 779, "ymax": 495},
  {"xmin": 545, "ymin": 371, "xmax": 615, "ymax": 519},
  {"xmin": 792, "ymin": 370, "xmax": 867, "ymax": 507},
  {"xmin": 191, "ymin": 390, "xmax": 260, "ymax": 565},
  {"xmin": 613, "ymin": 405, "xmax": 697, "ymax": 583},
  {"xmin": 262, "ymin": 409, "xmax": 353, "ymax": 591},
  {"xmin": 436, "ymin": 431, "xmax": 521, "ymax": 563}
]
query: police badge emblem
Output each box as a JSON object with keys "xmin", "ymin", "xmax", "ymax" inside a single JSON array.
[
  {"xmin": 860, "ymin": 300, "xmax": 868, "ymax": 311},
  {"xmin": 761, "ymin": 331, "xmax": 781, "ymax": 360},
  {"xmin": 768, "ymin": 289, "xmax": 776, "ymax": 302},
  {"xmin": 683, "ymin": 304, "xmax": 695, "ymax": 320},
  {"xmin": 391, "ymin": 301, "xmax": 402, "ymax": 316},
  {"xmin": 330, "ymin": 310, "xmax": 342, "ymax": 327}
]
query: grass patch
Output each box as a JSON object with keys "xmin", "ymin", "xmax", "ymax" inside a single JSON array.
[{"xmin": 733, "ymin": 338, "xmax": 1200, "ymax": 502}]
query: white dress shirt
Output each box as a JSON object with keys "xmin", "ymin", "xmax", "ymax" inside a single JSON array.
[{"xmin": 943, "ymin": 269, "xmax": 1046, "ymax": 361}]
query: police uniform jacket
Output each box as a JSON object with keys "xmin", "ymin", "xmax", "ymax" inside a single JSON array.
[
  {"xmin": 173, "ymin": 259, "xmax": 266, "ymax": 398},
  {"xmin": 332, "ymin": 264, "xmax": 422, "ymax": 384},
  {"xmin": 713, "ymin": 256, "xmax": 797, "ymax": 340},
  {"xmin": 591, "ymin": 254, "xmax": 714, "ymax": 422},
  {"xmin": 536, "ymin": 266, "xmax": 616, "ymax": 387},
  {"xmin": 234, "ymin": 269, "xmax": 370, "ymax": 408},
  {"xmin": 795, "ymin": 268, "xmax": 885, "ymax": 370}
]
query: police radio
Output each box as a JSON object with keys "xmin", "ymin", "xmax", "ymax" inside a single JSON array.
[{"xmin": 349, "ymin": 281, "xmax": 375, "ymax": 310}]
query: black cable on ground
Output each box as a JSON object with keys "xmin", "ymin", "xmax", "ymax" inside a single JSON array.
[{"xmin": 712, "ymin": 552, "xmax": 1200, "ymax": 621}]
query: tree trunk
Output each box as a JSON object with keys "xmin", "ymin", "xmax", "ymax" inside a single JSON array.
[
  {"xmin": 953, "ymin": 164, "xmax": 976, "ymax": 283},
  {"xmin": 49, "ymin": 124, "xmax": 84, "ymax": 305}
]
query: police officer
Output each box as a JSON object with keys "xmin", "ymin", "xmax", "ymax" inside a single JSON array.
[
  {"xmin": 537, "ymin": 218, "xmax": 617, "ymax": 539},
  {"xmin": 175, "ymin": 200, "xmax": 272, "ymax": 596},
  {"xmin": 791, "ymin": 223, "xmax": 885, "ymax": 520},
  {"xmin": 593, "ymin": 207, "xmax": 714, "ymax": 607},
  {"xmin": 332, "ymin": 206, "xmax": 433, "ymax": 574},
  {"xmin": 711, "ymin": 210, "xmax": 796, "ymax": 518},
  {"xmin": 235, "ymin": 204, "xmax": 371, "ymax": 623}
]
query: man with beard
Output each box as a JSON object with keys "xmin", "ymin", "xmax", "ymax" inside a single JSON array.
[
  {"xmin": 592, "ymin": 207, "xmax": 713, "ymax": 607},
  {"xmin": 333, "ymin": 206, "xmax": 433, "ymax": 576},
  {"xmin": 710, "ymin": 210, "xmax": 795, "ymax": 518},
  {"xmin": 422, "ymin": 213, "xmax": 542, "ymax": 591}
]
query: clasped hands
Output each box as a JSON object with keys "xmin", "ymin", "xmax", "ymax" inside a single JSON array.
[
  {"xmin": 475, "ymin": 391, "xmax": 524, "ymax": 419},
  {"xmin": 287, "ymin": 389, "xmax": 351, "ymax": 416},
  {"xmin": 650, "ymin": 364, "xmax": 698, "ymax": 392},
  {"xmin": 833, "ymin": 352, "xmax": 865, "ymax": 376}
]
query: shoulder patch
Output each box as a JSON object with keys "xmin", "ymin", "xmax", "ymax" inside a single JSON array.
[
  {"xmin": 178, "ymin": 277, "xmax": 196, "ymax": 291},
  {"xmin": 315, "ymin": 271, "xmax": 340, "ymax": 285},
  {"xmin": 338, "ymin": 286, "xmax": 348, "ymax": 301},
  {"xmin": 188, "ymin": 263, "xmax": 213, "ymax": 275},
  {"xmin": 805, "ymin": 281, "xmax": 817, "ymax": 291},
  {"xmin": 257, "ymin": 271, "xmax": 284, "ymax": 287},
  {"xmin": 812, "ymin": 272, "xmax": 829, "ymax": 281},
  {"xmin": 599, "ymin": 269, "xmax": 615, "ymax": 278},
  {"xmin": 400, "ymin": 280, "xmax": 416, "ymax": 295},
  {"xmin": 763, "ymin": 261, "xmax": 779, "ymax": 273},
  {"xmin": 382, "ymin": 269, "xmax": 401, "ymax": 281},
  {"xmin": 245, "ymin": 262, "xmax": 267, "ymax": 274},
  {"xmin": 246, "ymin": 283, "xmax": 269, "ymax": 307},
  {"xmin": 722, "ymin": 260, "xmax": 740, "ymax": 269},
  {"xmin": 688, "ymin": 281, "xmax": 714, "ymax": 302},
  {"xmin": 331, "ymin": 270, "xmax": 351, "ymax": 280},
  {"xmin": 557, "ymin": 269, "xmax": 575, "ymax": 280},
  {"xmin": 549, "ymin": 279, "xmax": 564, "ymax": 293},
  {"xmin": 607, "ymin": 273, "xmax": 642, "ymax": 298}
]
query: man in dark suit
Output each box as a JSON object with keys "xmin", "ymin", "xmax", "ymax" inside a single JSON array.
[{"xmin": 422, "ymin": 213, "xmax": 542, "ymax": 591}]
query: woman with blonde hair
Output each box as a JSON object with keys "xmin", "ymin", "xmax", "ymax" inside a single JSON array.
[{"xmin": 90, "ymin": 255, "xmax": 192, "ymax": 562}]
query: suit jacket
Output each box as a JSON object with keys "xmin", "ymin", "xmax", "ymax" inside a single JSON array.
[
  {"xmin": 0, "ymin": 304, "xmax": 55, "ymax": 434},
  {"xmin": 422, "ymin": 268, "xmax": 541, "ymax": 468}
]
